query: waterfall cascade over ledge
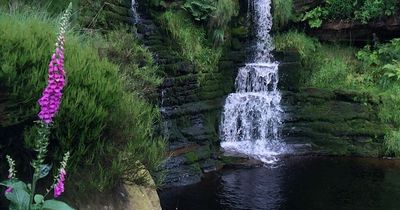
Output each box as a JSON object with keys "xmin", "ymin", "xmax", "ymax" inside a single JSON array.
[{"xmin": 220, "ymin": 0, "xmax": 290, "ymax": 163}]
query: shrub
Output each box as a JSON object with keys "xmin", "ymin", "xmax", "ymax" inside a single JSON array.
[{"xmin": 0, "ymin": 10, "xmax": 165, "ymax": 195}]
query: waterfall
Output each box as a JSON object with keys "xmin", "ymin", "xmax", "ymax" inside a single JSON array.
[
  {"xmin": 220, "ymin": 0, "xmax": 288, "ymax": 163},
  {"xmin": 131, "ymin": 0, "xmax": 139, "ymax": 24}
]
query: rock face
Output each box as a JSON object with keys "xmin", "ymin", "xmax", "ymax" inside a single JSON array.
[
  {"xmin": 76, "ymin": 184, "xmax": 161, "ymax": 210},
  {"xmin": 135, "ymin": 7, "xmax": 249, "ymax": 187},
  {"xmin": 135, "ymin": 0, "xmax": 391, "ymax": 189},
  {"xmin": 310, "ymin": 15, "xmax": 400, "ymax": 43},
  {"xmin": 278, "ymin": 51, "xmax": 389, "ymax": 156}
]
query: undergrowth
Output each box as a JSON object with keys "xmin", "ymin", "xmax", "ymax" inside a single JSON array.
[
  {"xmin": 160, "ymin": 10, "xmax": 221, "ymax": 75},
  {"xmin": 0, "ymin": 9, "xmax": 165, "ymax": 198}
]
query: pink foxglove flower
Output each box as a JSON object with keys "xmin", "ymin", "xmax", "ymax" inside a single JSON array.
[
  {"xmin": 54, "ymin": 168, "xmax": 66, "ymax": 198},
  {"xmin": 38, "ymin": 7, "xmax": 70, "ymax": 124},
  {"xmin": 5, "ymin": 187, "xmax": 12, "ymax": 194}
]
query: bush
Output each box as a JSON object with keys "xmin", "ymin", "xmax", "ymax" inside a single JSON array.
[{"xmin": 0, "ymin": 10, "xmax": 165, "ymax": 195}]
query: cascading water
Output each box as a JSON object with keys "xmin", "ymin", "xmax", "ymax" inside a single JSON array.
[
  {"xmin": 220, "ymin": 0, "xmax": 289, "ymax": 163},
  {"xmin": 131, "ymin": 0, "xmax": 139, "ymax": 24}
]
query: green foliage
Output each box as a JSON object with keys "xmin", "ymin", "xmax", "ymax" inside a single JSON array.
[
  {"xmin": 101, "ymin": 30, "xmax": 163, "ymax": 100},
  {"xmin": 160, "ymin": 11, "xmax": 221, "ymax": 74},
  {"xmin": 272, "ymin": 0, "xmax": 293, "ymax": 30},
  {"xmin": 355, "ymin": 0, "xmax": 398, "ymax": 23},
  {"xmin": 301, "ymin": 7, "xmax": 328, "ymax": 28},
  {"xmin": 274, "ymin": 31, "xmax": 317, "ymax": 59},
  {"xmin": 299, "ymin": 0, "xmax": 398, "ymax": 26},
  {"xmin": 275, "ymin": 31, "xmax": 366, "ymax": 90},
  {"xmin": 208, "ymin": 0, "xmax": 239, "ymax": 46},
  {"xmin": 384, "ymin": 130, "xmax": 400, "ymax": 156},
  {"xmin": 0, "ymin": 10, "xmax": 165, "ymax": 195},
  {"xmin": 275, "ymin": 32, "xmax": 400, "ymax": 157},
  {"xmin": 1, "ymin": 179, "xmax": 74, "ymax": 210},
  {"xmin": 324, "ymin": 0, "xmax": 356, "ymax": 19},
  {"xmin": 183, "ymin": 0, "xmax": 216, "ymax": 21},
  {"xmin": 356, "ymin": 39, "xmax": 400, "ymax": 87}
]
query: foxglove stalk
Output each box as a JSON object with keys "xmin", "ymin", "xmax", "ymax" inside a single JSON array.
[
  {"xmin": 53, "ymin": 151, "xmax": 70, "ymax": 198},
  {"xmin": 54, "ymin": 168, "xmax": 66, "ymax": 198},
  {"xmin": 37, "ymin": 5, "xmax": 71, "ymax": 124},
  {"xmin": 5, "ymin": 156, "xmax": 16, "ymax": 194}
]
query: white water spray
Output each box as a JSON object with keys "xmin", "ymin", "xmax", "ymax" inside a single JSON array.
[{"xmin": 220, "ymin": 0, "xmax": 289, "ymax": 163}]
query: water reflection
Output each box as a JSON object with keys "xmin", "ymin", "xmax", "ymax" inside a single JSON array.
[{"xmin": 159, "ymin": 156, "xmax": 400, "ymax": 210}]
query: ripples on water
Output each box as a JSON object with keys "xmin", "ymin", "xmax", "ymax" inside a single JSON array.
[{"xmin": 159, "ymin": 156, "xmax": 400, "ymax": 210}]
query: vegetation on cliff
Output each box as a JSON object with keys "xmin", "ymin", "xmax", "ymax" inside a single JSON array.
[
  {"xmin": 0, "ymin": 3, "xmax": 165, "ymax": 204},
  {"xmin": 274, "ymin": 30, "xmax": 400, "ymax": 156}
]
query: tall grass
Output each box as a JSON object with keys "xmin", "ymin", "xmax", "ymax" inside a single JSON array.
[
  {"xmin": 272, "ymin": 0, "xmax": 293, "ymax": 30},
  {"xmin": 208, "ymin": 0, "xmax": 239, "ymax": 46},
  {"xmin": 160, "ymin": 10, "xmax": 221, "ymax": 74},
  {"xmin": 274, "ymin": 31, "xmax": 365, "ymax": 90},
  {"xmin": 0, "ymin": 10, "xmax": 165, "ymax": 196}
]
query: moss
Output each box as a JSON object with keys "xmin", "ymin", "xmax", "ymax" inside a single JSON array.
[
  {"xmin": 230, "ymin": 26, "xmax": 249, "ymax": 38},
  {"xmin": 185, "ymin": 151, "xmax": 199, "ymax": 164}
]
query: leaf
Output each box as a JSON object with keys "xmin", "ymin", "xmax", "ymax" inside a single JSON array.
[
  {"xmin": 34, "ymin": 194, "xmax": 44, "ymax": 204},
  {"xmin": 5, "ymin": 186, "xmax": 30, "ymax": 210},
  {"xmin": 43, "ymin": 200, "xmax": 75, "ymax": 210},
  {"xmin": 39, "ymin": 164, "xmax": 52, "ymax": 179}
]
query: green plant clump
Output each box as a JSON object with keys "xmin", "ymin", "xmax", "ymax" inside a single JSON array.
[
  {"xmin": 182, "ymin": 0, "xmax": 216, "ymax": 21},
  {"xmin": 0, "ymin": 10, "xmax": 165, "ymax": 194},
  {"xmin": 208, "ymin": 0, "xmax": 239, "ymax": 46},
  {"xmin": 300, "ymin": 0, "xmax": 399, "ymax": 27},
  {"xmin": 272, "ymin": 0, "xmax": 293, "ymax": 30},
  {"xmin": 160, "ymin": 10, "xmax": 221, "ymax": 75}
]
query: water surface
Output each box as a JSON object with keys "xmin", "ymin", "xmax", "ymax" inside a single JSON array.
[{"xmin": 159, "ymin": 156, "xmax": 400, "ymax": 210}]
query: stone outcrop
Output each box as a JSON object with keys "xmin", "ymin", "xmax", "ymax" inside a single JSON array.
[{"xmin": 309, "ymin": 15, "xmax": 400, "ymax": 43}]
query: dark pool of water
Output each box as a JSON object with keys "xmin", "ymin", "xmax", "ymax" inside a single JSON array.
[{"xmin": 159, "ymin": 156, "xmax": 400, "ymax": 210}]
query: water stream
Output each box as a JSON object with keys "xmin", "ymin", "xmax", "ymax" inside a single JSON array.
[
  {"xmin": 220, "ymin": 0, "xmax": 288, "ymax": 163},
  {"xmin": 131, "ymin": 0, "xmax": 139, "ymax": 24}
]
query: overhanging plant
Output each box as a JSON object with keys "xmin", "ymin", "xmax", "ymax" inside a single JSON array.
[{"xmin": 1, "ymin": 3, "xmax": 74, "ymax": 210}]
